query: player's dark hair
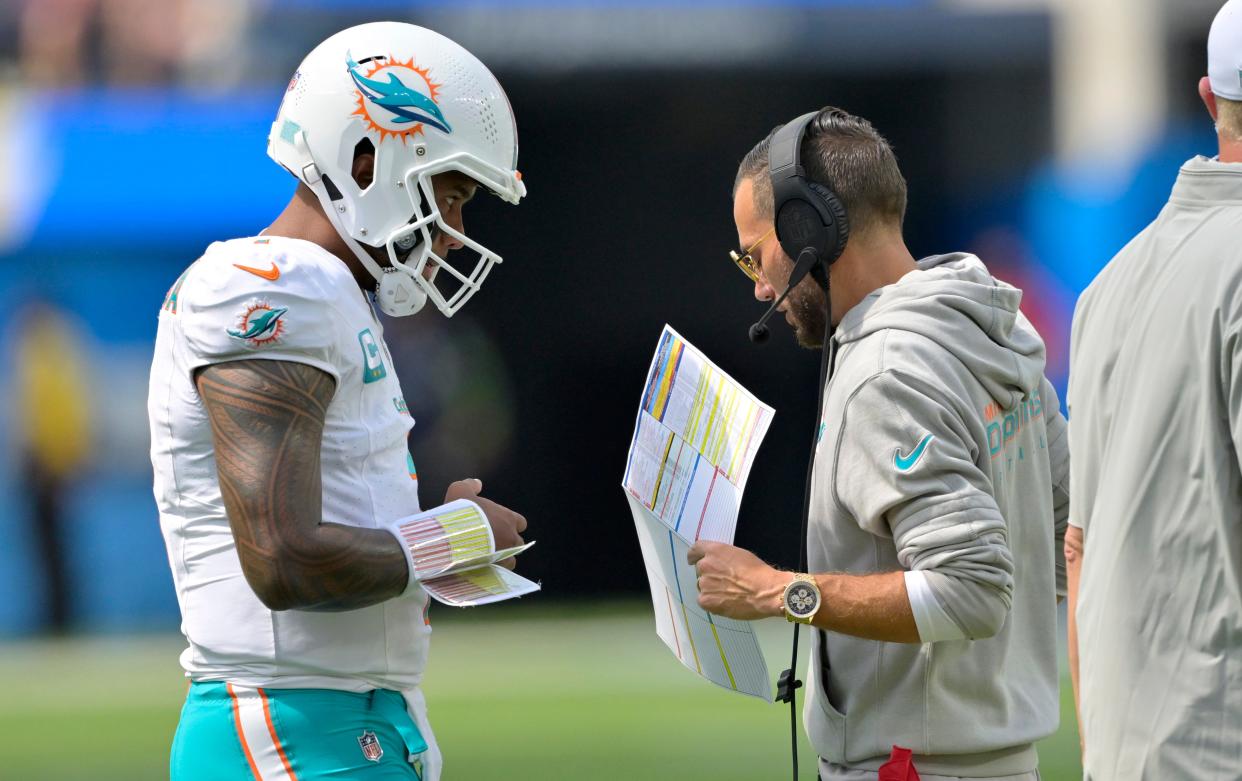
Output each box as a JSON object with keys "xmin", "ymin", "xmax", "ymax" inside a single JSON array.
[{"xmin": 735, "ymin": 106, "xmax": 907, "ymax": 235}]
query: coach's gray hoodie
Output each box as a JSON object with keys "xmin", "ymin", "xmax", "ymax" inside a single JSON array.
[{"xmin": 805, "ymin": 253, "xmax": 1069, "ymax": 777}]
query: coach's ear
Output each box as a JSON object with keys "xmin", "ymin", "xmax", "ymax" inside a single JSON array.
[{"xmin": 1200, "ymin": 76, "xmax": 1219, "ymax": 123}]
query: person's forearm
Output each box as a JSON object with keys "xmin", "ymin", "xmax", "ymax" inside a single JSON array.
[
  {"xmin": 198, "ymin": 359, "xmax": 410, "ymax": 612},
  {"xmin": 808, "ymin": 571, "xmax": 921, "ymax": 643},
  {"xmin": 689, "ymin": 544, "xmax": 918, "ymax": 641},
  {"xmin": 1065, "ymin": 525, "xmax": 1085, "ymax": 752},
  {"xmin": 253, "ymin": 522, "xmax": 411, "ymax": 612},
  {"xmin": 219, "ymin": 460, "xmax": 413, "ymax": 611}
]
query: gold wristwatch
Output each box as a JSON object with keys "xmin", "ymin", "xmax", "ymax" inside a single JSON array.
[{"xmin": 782, "ymin": 574, "xmax": 821, "ymax": 624}]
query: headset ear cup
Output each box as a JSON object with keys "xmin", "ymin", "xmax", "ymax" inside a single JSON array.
[
  {"xmin": 807, "ymin": 182, "xmax": 850, "ymax": 264},
  {"xmin": 775, "ymin": 198, "xmax": 829, "ymax": 261}
]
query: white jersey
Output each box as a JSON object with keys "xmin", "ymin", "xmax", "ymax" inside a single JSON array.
[{"xmin": 148, "ymin": 235, "xmax": 431, "ymax": 691}]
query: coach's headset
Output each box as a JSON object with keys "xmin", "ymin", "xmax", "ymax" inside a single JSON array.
[
  {"xmin": 747, "ymin": 109, "xmax": 850, "ymax": 344},
  {"xmin": 749, "ymin": 109, "xmax": 850, "ymax": 781}
]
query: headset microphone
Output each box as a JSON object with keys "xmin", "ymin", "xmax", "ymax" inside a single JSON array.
[{"xmin": 747, "ymin": 247, "xmax": 822, "ymax": 344}]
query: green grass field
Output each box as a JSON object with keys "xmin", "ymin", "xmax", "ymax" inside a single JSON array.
[{"xmin": 0, "ymin": 602, "xmax": 1082, "ymax": 780}]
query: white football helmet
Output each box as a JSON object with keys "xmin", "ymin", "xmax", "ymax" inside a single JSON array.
[{"xmin": 268, "ymin": 22, "xmax": 525, "ymax": 317}]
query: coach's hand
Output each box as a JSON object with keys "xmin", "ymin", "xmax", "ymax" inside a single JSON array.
[
  {"xmin": 445, "ymin": 479, "xmax": 527, "ymax": 569},
  {"xmin": 687, "ymin": 541, "xmax": 785, "ymax": 621}
]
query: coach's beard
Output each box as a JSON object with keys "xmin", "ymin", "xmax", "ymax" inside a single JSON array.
[{"xmin": 788, "ymin": 285, "xmax": 828, "ymax": 350}]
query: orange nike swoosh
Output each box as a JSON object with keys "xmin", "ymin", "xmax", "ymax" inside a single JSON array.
[{"xmin": 234, "ymin": 262, "xmax": 280, "ymax": 281}]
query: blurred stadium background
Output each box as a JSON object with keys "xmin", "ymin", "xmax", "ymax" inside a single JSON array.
[{"xmin": 0, "ymin": 0, "xmax": 1225, "ymax": 778}]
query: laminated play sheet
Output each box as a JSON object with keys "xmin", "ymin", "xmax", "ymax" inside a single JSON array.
[{"xmin": 622, "ymin": 325, "xmax": 774, "ymax": 700}]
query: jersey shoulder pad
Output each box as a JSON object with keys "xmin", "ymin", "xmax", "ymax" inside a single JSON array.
[{"xmin": 178, "ymin": 237, "xmax": 358, "ymax": 380}]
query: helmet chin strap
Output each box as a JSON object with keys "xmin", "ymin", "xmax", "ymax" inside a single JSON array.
[
  {"xmin": 336, "ymin": 218, "xmax": 428, "ymax": 317},
  {"xmin": 296, "ymin": 143, "xmax": 428, "ymax": 318},
  {"xmin": 320, "ymin": 188, "xmax": 427, "ymax": 317},
  {"xmin": 374, "ymin": 263, "xmax": 428, "ymax": 317}
]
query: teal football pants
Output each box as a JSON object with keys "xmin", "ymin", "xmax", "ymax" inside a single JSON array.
[{"xmin": 171, "ymin": 682, "xmax": 428, "ymax": 780}]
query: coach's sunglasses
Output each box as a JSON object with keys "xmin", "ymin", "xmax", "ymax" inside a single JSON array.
[{"xmin": 728, "ymin": 227, "xmax": 775, "ymax": 283}]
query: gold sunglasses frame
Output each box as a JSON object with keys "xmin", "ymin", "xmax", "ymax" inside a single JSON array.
[{"xmin": 728, "ymin": 227, "xmax": 776, "ymax": 283}]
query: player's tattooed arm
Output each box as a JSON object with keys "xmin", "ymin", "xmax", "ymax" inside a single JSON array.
[{"xmin": 197, "ymin": 359, "xmax": 410, "ymax": 611}]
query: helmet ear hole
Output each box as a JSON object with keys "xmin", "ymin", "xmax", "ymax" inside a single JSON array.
[{"xmin": 352, "ymin": 138, "xmax": 377, "ymax": 191}]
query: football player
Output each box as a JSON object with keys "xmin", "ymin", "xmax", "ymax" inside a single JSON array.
[{"xmin": 148, "ymin": 22, "xmax": 528, "ymax": 781}]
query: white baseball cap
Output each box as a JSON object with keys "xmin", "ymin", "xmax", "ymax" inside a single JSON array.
[{"xmin": 1210, "ymin": 0, "xmax": 1242, "ymax": 100}]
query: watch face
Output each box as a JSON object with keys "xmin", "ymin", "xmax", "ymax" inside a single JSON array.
[{"xmin": 786, "ymin": 582, "xmax": 819, "ymax": 618}]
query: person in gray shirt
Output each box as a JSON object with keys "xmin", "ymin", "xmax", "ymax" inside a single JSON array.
[
  {"xmin": 1066, "ymin": 2, "xmax": 1242, "ymax": 778},
  {"xmin": 689, "ymin": 106, "xmax": 1069, "ymax": 780}
]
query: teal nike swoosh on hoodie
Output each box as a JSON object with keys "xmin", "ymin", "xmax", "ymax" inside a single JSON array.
[{"xmin": 805, "ymin": 253, "xmax": 1070, "ymax": 777}]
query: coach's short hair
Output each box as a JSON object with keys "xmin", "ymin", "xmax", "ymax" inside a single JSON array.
[
  {"xmin": 1219, "ymin": 95, "xmax": 1242, "ymax": 142},
  {"xmin": 734, "ymin": 106, "xmax": 908, "ymax": 236}
]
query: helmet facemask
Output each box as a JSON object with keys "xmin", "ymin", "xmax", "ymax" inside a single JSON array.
[{"xmin": 381, "ymin": 155, "xmax": 515, "ymax": 318}]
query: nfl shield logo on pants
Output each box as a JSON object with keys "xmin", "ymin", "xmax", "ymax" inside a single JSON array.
[{"xmin": 358, "ymin": 730, "xmax": 384, "ymax": 762}]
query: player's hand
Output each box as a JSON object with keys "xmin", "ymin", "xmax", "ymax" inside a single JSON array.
[
  {"xmin": 445, "ymin": 479, "xmax": 527, "ymax": 569},
  {"xmin": 687, "ymin": 541, "xmax": 785, "ymax": 620}
]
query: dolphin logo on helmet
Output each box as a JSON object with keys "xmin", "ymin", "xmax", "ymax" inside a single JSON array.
[{"xmin": 347, "ymin": 54, "xmax": 452, "ymax": 135}]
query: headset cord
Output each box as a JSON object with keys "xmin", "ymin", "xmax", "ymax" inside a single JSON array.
[{"xmin": 780, "ymin": 274, "xmax": 836, "ymax": 781}]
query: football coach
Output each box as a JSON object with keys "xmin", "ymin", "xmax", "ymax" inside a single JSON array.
[
  {"xmin": 688, "ymin": 106, "xmax": 1070, "ymax": 780},
  {"xmin": 1065, "ymin": 1, "xmax": 1242, "ymax": 777}
]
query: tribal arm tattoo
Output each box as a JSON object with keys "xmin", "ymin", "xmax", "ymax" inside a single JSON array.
[{"xmin": 196, "ymin": 359, "xmax": 410, "ymax": 611}]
